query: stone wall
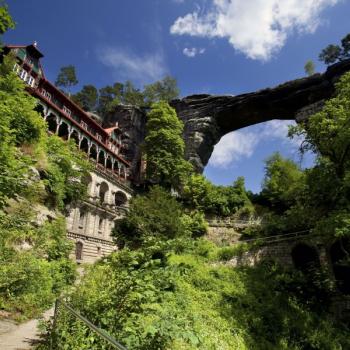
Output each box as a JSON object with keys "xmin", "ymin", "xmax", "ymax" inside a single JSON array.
[
  {"xmin": 226, "ymin": 237, "xmax": 329, "ymax": 268},
  {"xmin": 66, "ymin": 170, "xmax": 132, "ymax": 263}
]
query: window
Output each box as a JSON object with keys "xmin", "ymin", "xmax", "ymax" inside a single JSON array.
[
  {"xmin": 98, "ymin": 218, "xmax": 104, "ymax": 232},
  {"xmin": 63, "ymin": 106, "xmax": 71, "ymax": 116},
  {"xmin": 41, "ymin": 89, "xmax": 51, "ymax": 101},
  {"xmin": 80, "ymin": 121, "xmax": 88, "ymax": 130},
  {"xmin": 78, "ymin": 210, "xmax": 86, "ymax": 228},
  {"xmin": 27, "ymin": 76, "xmax": 35, "ymax": 87},
  {"xmin": 19, "ymin": 69, "xmax": 27, "ymax": 81}
]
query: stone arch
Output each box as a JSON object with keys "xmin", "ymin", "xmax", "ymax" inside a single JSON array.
[
  {"xmin": 58, "ymin": 121, "xmax": 70, "ymax": 139},
  {"xmin": 80, "ymin": 137, "xmax": 89, "ymax": 154},
  {"xmin": 70, "ymin": 128, "xmax": 80, "ymax": 147},
  {"xmin": 89, "ymin": 143, "xmax": 98, "ymax": 161},
  {"xmin": 330, "ymin": 238, "xmax": 350, "ymax": 294},
  {"xmin": 106, "ymin": 155, "xmax": 113, "ymax": 170},
  {"xmin": 115, "ymin": 191, "xmax": 128, "ymax": 207},
  {"xmin": 97, "ymin": 149, "xmax": 105, "ymax": 166},
  {"xmin": 82, "ymin": 173, "xmax": 93, "ymax": 195},
  {"xmin": 99, "ymin": 182, "xmax": 109, "ymax": 203},
  {"xmin": 170, "ymin": 59, "xmax": 350, "ymax": 173},
  {"xmin": 75, "ymin": 241, "xmax": 83, "ymax": 261},
  {"xmin": 46, "ymin": 113, "xmax": 58, "ymax": 133},
  {"xmin": 291, "ymin": 243, "xmax": 320, "ymax": 272}
]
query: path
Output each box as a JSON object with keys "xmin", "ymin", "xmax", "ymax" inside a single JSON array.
[{"xmin": 0, "ymin": 308, "xmax": 53, "ymax": 350}]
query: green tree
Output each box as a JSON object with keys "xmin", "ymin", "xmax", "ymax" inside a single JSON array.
[
  {"xmin": 304, "ymin": 60, "xmax": 315, "ymax": 76},
  {"xmin": 260, "ymin": 153, "xmax": 304, "ymax": 212},
  {"xmin": 72, "ymin": 84, "xmax": 98, "ymax": 111},
  {"xmin": 113, "ymin": 186, "xmax": 188, "ymax": 248},
  {"xmin": 0, "ymin": 55, "xmax": 46, "ymax": 208},
  {"xmin": 55, "ymin": 65, "xmax": 78, "ymax": 95},
  {"xmin": 143, "ymin": 76, "xmax": 180, "ymax": 105},
  {"xmin": 144, "ymin": 101, "xmax": 192, "ymax": 188},
  {"xmin": 0, "ymin": 2, "xmax": 15, "ymax": 41},
  {"xmin": 319, "ymin": 44, "xmax": 342, "ymax": 65},
  {"xmin": 123, "ymin": 80, "xmax": 144, "ymax": 106},
  {"xmin": 341, "ymin": 33, "xmax": 350, "ymax": 58}
]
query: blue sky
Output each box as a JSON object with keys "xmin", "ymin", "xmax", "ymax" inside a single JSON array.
[{"xmin": 4, "ymin": 0, "xmax": 350, "ymax": 192}]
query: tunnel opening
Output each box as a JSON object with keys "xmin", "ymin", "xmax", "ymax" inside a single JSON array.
[{"xmin": 291, "ymin": 243, "xmax": 320, "ymax": 272}]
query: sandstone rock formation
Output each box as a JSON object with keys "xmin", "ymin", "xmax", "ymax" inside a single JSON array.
[
  {"xmin": 171, "ymin": 58, "xmax": 350, "ymax": 172},
  {"xmin": 103, "ymin": 105, "xmax": 147, "ymax": 183}
]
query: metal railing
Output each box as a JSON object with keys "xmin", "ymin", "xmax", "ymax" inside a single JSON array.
[
  {"xmin": 231, "ymin": 229, "xmax": 315, "ymax": 246},
  {"xmin": 50, "ymin": 299, "xmax": 128, "ymax": 350}
]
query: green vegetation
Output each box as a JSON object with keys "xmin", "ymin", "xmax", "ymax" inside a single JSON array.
[
  {"xmin": 42, "ymin": 240, "xmax": 349, "ymax": 350},
  {"xmin": 144, "ymin": 101, "xmax": 193, "ymax": 189},
  {"xmin": 319, "ymin": 33, "xmax": 350, "ymax": 65},
  {"xmin": 182, "ymin": 174, "xmax": 254, "ymax": 217},
  {"xmin": 0, "ymin": 1, "xmax": 14, "ymax": 39},
  {"xmin": 71, "ymin": 76, "xmax": 180, "ymax": 115},
  {"xmin": 304, "ymin": 60, "xmax": 315, "ymax": 76},
  {"xmin": 72, "ymin": 84, "xmax": 98, "ymax": 111},
  {"xmin": 55, "ymin": 65, "xmax": 78, "ymax": 95},
  {"xmin": 41, "ymin": 71, "xmax": 350, "ymax": 349},
  {"xmin": 0, "ymin": 30, "xmax": 90, "ymax": 318}
]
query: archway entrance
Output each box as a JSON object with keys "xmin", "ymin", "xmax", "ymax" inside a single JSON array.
[
  {"xmin": 330, "ymin": 238, "xmax": 350, "ymax": 294},
  {"xmin": 291, "ymin": 243, "xmax": 320, "ymax": 272}
]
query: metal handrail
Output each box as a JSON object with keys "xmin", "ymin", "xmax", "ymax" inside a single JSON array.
[{"xmin": 51, "ymin": 299, "xmax": 128, "ymax": 350}]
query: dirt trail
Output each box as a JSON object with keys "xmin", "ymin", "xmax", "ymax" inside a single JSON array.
[{"xmin": 0, "ymin": 308, "xmax": 53, "ymax": 350}]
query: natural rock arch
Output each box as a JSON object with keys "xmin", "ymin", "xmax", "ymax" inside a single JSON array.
[{"xmin": 171, "ymin": 59, "xmax": 350, "ymax": 172}]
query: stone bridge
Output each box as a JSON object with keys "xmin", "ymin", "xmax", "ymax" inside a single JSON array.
[{"xmin": 171, "ymin": 59, "xmax": 350, "ymax": 172}]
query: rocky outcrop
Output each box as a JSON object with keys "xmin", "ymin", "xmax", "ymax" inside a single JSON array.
[
  {"xmin": 171, "ymin": 58, "xmax": 350, "ymax": 172},
  {"xmin": 103, "ymin": 105, "xmax": 147, "ymax": 183}
]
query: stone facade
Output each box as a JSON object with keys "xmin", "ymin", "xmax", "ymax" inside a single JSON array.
[
  {"xmin": 227, "ymin": 237, "xmax": 329, "ymax": 268},
  {"xmin": 66, "ymin": 170, "xmax": 132, "ymax": 263},
  {"xmin": 4, "ymin": 44, "xmax": 134, "ymax": 263}
]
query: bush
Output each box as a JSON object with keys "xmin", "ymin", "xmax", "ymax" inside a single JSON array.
[{"xmin": 42, "ymin": 240, "xmax": 350, "ymax": 350}]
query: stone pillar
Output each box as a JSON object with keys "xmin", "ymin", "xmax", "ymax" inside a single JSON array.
[
  {"xmin": 67, "ymin": 125, "xmax": 73, "ymax": 140},
  {"xmin": 56, "ymin": 120, "xmax": 62, "ymax": 134}
]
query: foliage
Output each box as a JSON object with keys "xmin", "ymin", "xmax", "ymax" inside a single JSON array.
[
  {"xmin": 43, "ymin": 136, "xmax": 92, "ymax": 209},
  {"xmin": 260, "ymin": 153, "xmax": 305, "ymax": 213},
  {"xmin": 0, "ymin": 44, "xmax": 89, "ymax": 318},
  {"xmin": 144, "ymin": 101, "xmax": 193, "ymax": 189},
  {"xmin": 72, "ymin": 84, "xmax": 98, "ymax": 111},
  {"xmin": 0, "ymin": 1, "xmax": 15, "ymax": 38},
  {"xmin": 304, "ymin": 60, "xmax": 315, "ymax": 76},
  {"xmin": 0, "ymin": 54, "xmax": 47, "ymax": 208},
  {"xmin": 113, "ymin": 186, "xmax": 191, "ymax": 249},
  {"xmin": 182, "ymin": 174, "xmax": 254, "ymax": 217},
  {"xmin": 0, "ymin": 203, "xmax": 75, "ymax": 319},
  {"xmin": 55, "ymin": 65, "xmax": 78, "ymax": 95},
  {"xmin": 143, "ymin": 76, "xmax": 180, "ymax": 105},
  {"xmin": 42, "ymin": 241, "xmax": 349, "ymax": 350},
  {"xmin": 319, "ymin": 33, "xmax": 350, "ymax": 65}
]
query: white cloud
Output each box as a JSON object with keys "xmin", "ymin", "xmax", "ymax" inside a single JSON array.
[
  {"xmin": 209, "ymin": 120, "xmax": 303, "ymax": 168},
  {"xmin": 98, "ymin": 47, "xmax": 168, "ymax": 84},
  {"xmin": 209, "ymin": 130, "xmax": 259, "ymax": 167},
  {"xmin": 183, "ymin": 47, "xmax": 206, "ymax": 57},
  {"xmin": 170, "ymin": 0, "xmax": 340, "ymax": 60}
]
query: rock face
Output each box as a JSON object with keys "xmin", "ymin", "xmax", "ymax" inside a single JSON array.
[
  {"xmin": 170, "ymin": 58, "xmax": 350, "ymax": 172},
  {"xmin": 103, "ymin": 105, "xmax": 147, "ymax": 182}
]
